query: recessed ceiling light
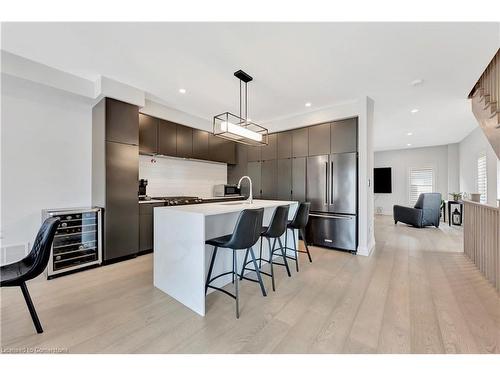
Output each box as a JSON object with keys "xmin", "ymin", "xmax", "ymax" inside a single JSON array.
[
  {"xmin": 178, "ymin": 88, "xmax": 186, "ymax": 94},
  {"xmin": 305, "ymin": 102, "xmax": 312, "ymax": 107},
  {"xmin": 411, "ymin": 79, "xmax": 424, "ymax": 86},
  {"xmin": 407, "ymin": 132, "xmax": 413, "ymax": 136},
  {"xmin": 407, "ymin": 143, "xmax": 412, "ymax": 147},
  {"xmin": 410, "ymin": 108, "xmax": 419, "ymax": 114}
]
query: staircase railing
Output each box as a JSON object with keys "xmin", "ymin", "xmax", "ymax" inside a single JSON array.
[
  {"xmin": 463, "ymin": 200, "xmax": 500, "ymax": 293},
  {"xmin": 469, "ymin": 49, "xmax": 499, "ymax": 106},
  {"xmin": 468, "ymin": 49, "xmax": 500, "ymax": 159}
]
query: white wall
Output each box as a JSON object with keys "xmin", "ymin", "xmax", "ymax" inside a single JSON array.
[
  {"xmin": 374, "ymin": 144, "xmax": 458, "ymax": 215},
  {"xmin": 459, "ymin": 127, "xmax": 499, "ymax": 206},
  {"xmin": 1, "ymin": 74, "xmax": 93, "ymax": 256},
  {"xmin": 139, "ymin": 155, "xmax": 227, "ymax": 198}
]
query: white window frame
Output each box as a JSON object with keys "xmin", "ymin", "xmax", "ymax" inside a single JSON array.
[
  {"xmin": 408, "ymin": 166, "xmax": 435, "ymax": 206},
  {"xmin": 477, "ymin": 152, "xmax": 487, "ymax": 204}
]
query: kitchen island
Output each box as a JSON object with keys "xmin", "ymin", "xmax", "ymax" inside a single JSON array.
[{"xmin": 154, "ymin": 199, "xmax": 298, "ymax": 316}]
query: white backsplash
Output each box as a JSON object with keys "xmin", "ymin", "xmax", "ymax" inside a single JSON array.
[{"xmin": 139, "ymin": 155, "xmax": 227, "ymax": 198}]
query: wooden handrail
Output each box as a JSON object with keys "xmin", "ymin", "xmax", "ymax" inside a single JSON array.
[{"xmin": 463, "ymin": 200, "xmax": 500, "ymax": 293}]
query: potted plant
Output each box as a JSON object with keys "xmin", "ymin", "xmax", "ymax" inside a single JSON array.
[{"xmin": 449, "ymin": 192, "xmax": 463, "ymax": 202}]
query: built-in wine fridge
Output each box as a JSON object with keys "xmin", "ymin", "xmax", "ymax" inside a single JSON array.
[{"xmin": 42, "ymin": 207, "xmax": 102, "ymax": 278}]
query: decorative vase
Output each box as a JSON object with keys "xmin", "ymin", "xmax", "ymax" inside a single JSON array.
[{"xmin": 470, "ymin": 193, "xmax": 481, "ymax": 202}]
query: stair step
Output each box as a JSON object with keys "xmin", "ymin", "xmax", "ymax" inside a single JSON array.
[
  {"xmin": 485, "ymin": 101, "xmax": 497, "ymax": 113},
  {"xmin": 481, "ymin": 94, "xmax": 491, "ymax": 104}
]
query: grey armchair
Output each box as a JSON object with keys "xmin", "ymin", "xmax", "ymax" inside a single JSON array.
[{"xmin": 393, "ymin": 193, "xmax": 442, "ymax": 228}]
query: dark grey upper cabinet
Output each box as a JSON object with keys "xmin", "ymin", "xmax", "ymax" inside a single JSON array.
[
  {"xmin": 277, "ymin": 131, "xmax": 292, "ymax": 159},
  {"xmin": 247, "ymin": 144, "xmax": 262, "ymax": 162},
  {"xmin": 208, "ymin": 135, "xmax": 236, "ymax": 164},
  {"xmin": 261, "ymin": 159, "xmax": 277, "ymax": 199},
  {"xmin": 105, "ymin": 98, "xmax": 139, "ymax": 145},
  {"xmin": 331, "ymin": 117, "xmax": 358, "ymax": 153},
  {"xmin": 277, "ymin": 158, "xmax": 292, "ymax": 201},
  {"xmin": 105, "ymin": 142, "xmax": 139, "ymax": 260},
  {"xmin": 228, "ymin": 143, "xmax": 248, "ymax": 185},
  {"xmin": 208, "ymin": 134, "xmax": 224, "ymax": 162},
  {"xmin": 292, "ymin": 157, "xmax": 307, "ymax": 202},
  {"xmin": 223, "ymin": 140, "xmax": 237, "ymax": 165},
  {"xmin": 308, "ymin": 123, "xmax": 331, "ymax": 156},
  {"xmin": 176, "ymin": 124, "xmax": 193, "ymax": 158},
  {"xmin": 192, "ymin": 129, "xmax": 209, "ymax": 160},
  {"xmin": 247, "ymin": 161, "xmax": 262, "ymax": 199},
  {"xmin": 158, "ymin": 119, "xmax": 177, "ymax": 156},
  {"xmin": 261, "ymin": 133, "xmax": 278, "ymax": 160},
  {"xmin": 139, "ymin": 113, "xmax": 158, "ymax": 155},
  {"xmin": 292, "ymin": 127, "xmax": 308, "ymax": 157}
]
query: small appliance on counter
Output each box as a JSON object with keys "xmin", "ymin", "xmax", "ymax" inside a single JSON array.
[
  {"xmin": 42, "ymin": 207, "xmax": 102, "ymax": 279},
  {"xmin": 214, "ymin": 184, "xmax": 241, "ymax": 197},
  {"xmin": 138, "ymin": 179, "xmax": 151, "ymax": 201}
]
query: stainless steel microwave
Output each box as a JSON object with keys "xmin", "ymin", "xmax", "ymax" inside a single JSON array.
[{"xmin": 214, "ymin": 184, "xmax": 241, "ymax": 197}]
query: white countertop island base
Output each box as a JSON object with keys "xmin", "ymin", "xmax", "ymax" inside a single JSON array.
[{"xmin": 154, "ymin": 200, "xmax": 298, "ymax": 316}]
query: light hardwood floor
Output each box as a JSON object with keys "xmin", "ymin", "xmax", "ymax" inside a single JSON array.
[{"xmin": 1, "ymin": 216, "xmax": 499, "ymax": 353}]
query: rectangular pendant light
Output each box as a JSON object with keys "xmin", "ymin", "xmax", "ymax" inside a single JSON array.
[
  {"xmin": 213, "ymin": 112, "xmax": 268, "ymax": 146},
  {"xmin": 212, "ymin": 69, "xmax": 268, "ymax": 146},
  {"xmin": 220, "ymin": 121, "xmax": 263, "ymax": 142}
]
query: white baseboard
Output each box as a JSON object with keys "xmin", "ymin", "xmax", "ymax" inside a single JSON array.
[{"xmin": 357, "ymin": 237, "xmax": 376, "ymax": 257}]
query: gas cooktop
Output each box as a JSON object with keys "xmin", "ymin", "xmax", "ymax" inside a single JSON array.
[{"xmin": 152, "ymin": 196, "xmax": 204, "ymax": 206}]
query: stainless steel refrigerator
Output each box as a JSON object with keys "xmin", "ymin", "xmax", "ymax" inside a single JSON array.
[{"xmin": 305, "ymin": 152, "xmax": 357, "ymax": 252}]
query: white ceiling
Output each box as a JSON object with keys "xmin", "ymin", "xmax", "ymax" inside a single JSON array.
[{"xmin": 1, "ymin": 22, "xmax": 499, "ymax": 151}]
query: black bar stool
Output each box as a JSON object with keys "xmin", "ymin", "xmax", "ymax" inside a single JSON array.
[
  {"xmin": 241, "ymin": 205, "xmax": 291, "ymax": 291},
  {"xmin": 205, "ymin": 208, "xmax": 266, "ymax": 318},
  {"xmin": 1, "ymin": 217, "xmax": 60, "ymax": 333},
  {"xmin": 284, "ymin": 202, "xmax": 311, "ymax": 272}
]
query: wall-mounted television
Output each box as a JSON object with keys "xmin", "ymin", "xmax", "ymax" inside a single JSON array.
[{"xmin": 374, "ymin": 167, "xmax": 392, "ymax": 193}]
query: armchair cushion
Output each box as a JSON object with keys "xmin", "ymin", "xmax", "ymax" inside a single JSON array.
[
  {"xmin": 393, "ymin": 205, "xmax": 424, "ymax": 227},
  {"xmin": 393, "ymin": 193, "xmax": 442, "ymax": 228}
]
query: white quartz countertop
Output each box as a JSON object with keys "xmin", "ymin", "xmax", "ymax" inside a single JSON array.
[{"xmin": 155, "ymin": 199, "xmax": 297, "ymax": 216}]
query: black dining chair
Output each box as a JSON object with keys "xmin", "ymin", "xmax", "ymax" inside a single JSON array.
[
  {"xmin": 284, "ymin": 202, "xmax": 312, "ymax": 272},
  {"xmin": 1, "ymin": 217, "xmax": 60, "ymax": 333},
  {"xmin": 241, "ymin": 205, "xmax": 291, "ymax": 291},
  {"xmin": 205, "ymin": 208, "xmax": 266, "ymax": 318}
]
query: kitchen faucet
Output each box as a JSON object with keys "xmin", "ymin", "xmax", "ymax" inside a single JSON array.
[{"xmin": 237, "ymin": 176, "xmax": 253, "ymax": 204}]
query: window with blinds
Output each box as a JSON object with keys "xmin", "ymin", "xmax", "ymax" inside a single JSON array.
[
  {"xmin": 477, "ymin": 152, "xmax": 487, "ymax": 204},
  {"xmin": 409, "ymin": 167, "xmax": 434, "ymax": 206}
]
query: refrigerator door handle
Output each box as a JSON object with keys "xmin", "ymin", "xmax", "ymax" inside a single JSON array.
[
  {"xmin": 330, "ymin": 160, "xmax": 334, "ymax": 207},
  {"xmin": 309, "ymin": 213, "xmax": 354, "ymax": 220},
  {"xmin": 324, "ymin": 161, "xmax": 329, "ymax": 205}
]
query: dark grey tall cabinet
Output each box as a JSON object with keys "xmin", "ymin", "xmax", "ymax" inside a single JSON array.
[
  {"xmin": 277, "ymin": 158, "xmax": 292, "ymax": 200},
  {"xmin": 92, "ymin": 98, "xmax": 139, "ymax": 263},
  {"xmin": 292, "ymin": 157, "xmax": 307, "ymax": 202},
  {"xmin": 247, "ymin": 161, "xmax": 262, "ymax": 199},
  {"xmin": 261, "ymin": 159, "xmax": 277, "ymax": 199}
]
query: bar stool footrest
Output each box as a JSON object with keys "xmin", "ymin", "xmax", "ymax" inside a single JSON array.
[
  {"xmin": 207, "ymin": 271, "xmax": 234, "ymax": 285},
  {"xmin": 242, "ymin": 267, "xmax": 272, "ymax": 278},
  {"xmin": 206, "ymin": 285, "xmax": 236, "ymax": 300}
]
